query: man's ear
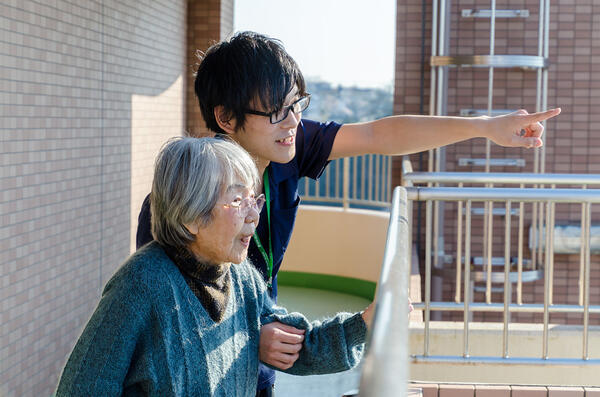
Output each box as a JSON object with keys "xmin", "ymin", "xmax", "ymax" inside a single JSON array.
[
  {"xmin": 214, "ymin": 106, "xmax": 237, "ymax": 135},
  {"xmin": 184, "ymin": 222, "xmax": 199, "ymax": 236}
]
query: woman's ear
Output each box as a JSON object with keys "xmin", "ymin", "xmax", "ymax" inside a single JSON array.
[
  {"xmin": 184, "ymin": 222, "xmax": 199, "ymax": 236},
  {"xmin": 214, "ymin": 106, "xmax": 237, "ymax": 135}
]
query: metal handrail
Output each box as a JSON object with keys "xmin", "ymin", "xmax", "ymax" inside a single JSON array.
[
  {"xmin": 404, "ymin": 171, "xmax": 600, "ymax": 186},
  {"xmin": 407, "ymin": 187, "xmax": 600, "ymax": 203},
  {"xmin": 359, "ymin": 187, "xmax": 409, "ymax": 396}
]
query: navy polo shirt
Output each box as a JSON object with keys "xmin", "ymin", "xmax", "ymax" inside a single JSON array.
[{"xmin": 135, "ymin": 118, "xmax": 341, "ymax": 390}]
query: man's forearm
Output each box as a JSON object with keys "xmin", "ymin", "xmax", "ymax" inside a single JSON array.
[{"xmin": 330, "ymin": 108, "xmax": 560, "ymax": 160}]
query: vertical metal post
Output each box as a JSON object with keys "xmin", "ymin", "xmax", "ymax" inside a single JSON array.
[
  {"xmin": 542, "ymin": 200, "xmax": 552, "ymax": 359},
  {"xmin": 429, "ymin": 0, "xmax": 438, "ymax": 123},
  {"xmin": 583, "ymin": 202, "xmax": 591, "ymax": 360},
  {"xmin": 486, "ymin": 198, "xmax": 494, "ymax": 304},
  {"xmin": 362, "ymin": 155, "xmax": 366, "ymax": 200},
  {"xmin": 518, "ymin": 186, "xmax": 525, "ymax": 305},
  {"xmin": 503, "ymin": 201, "xmax": 511, "ymax": 358},
  {"xmin": 333, "ymin": 159, "xmax": 338, "ymax": 199},
  {"xmin": 534, "ymin": 0, "xmax": 544, "ymax": 178},
  {"xmin": 343, "ymin": 158, "xmax": 349, "ymax": 210},
  {"xmin": 387, "ymin": 156, "xmax": 392, "ymax": 202},
  {"xmin": 424, "ymin": 199, "xmax": 433, "ymax": 356},
  {"xmin": 455, "ymin": 184, "xmax": 464, "ymax": 303},
  {"xmin": 464, "ymin": 200, "xmax": 472, "ymax": 358},
  {"xmin": 579, "ymin": 197, "xmax": 586, "ymax": 306},
  {"xmin": 541, "ymin": 0, "xmax": 550, "ymax": 172},
  {"xmin": 375, "ymin": 155, "xmax": 381, "ymax": 202},
  {"xmin": 352, "ymin": 157, "xmax": 357, "ymax": 203},
  {"xmin": 369, "ymin": 155, "xmax": 374, "ymax": 201},
  {"xmin": 548, "ymin": 199, "xmax": 556, "ymax": 305},
  {"xmin": 485, "ymin": 0, "xmax": 497, "ymax": 173}
]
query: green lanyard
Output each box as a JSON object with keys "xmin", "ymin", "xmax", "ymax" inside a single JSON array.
[{"xmin": 253, "ymin": 169, "xmax": 273, "ymax": 288}]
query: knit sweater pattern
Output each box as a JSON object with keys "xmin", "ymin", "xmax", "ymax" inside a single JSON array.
[{"xmin": 56, "ymin": 242, "xmax": 366, "ymax": 396}]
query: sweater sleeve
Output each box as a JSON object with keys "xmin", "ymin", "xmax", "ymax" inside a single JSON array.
[
  {"xmin": 55, "ymin": 273, "xmax": 149, "ymax": 396},
  {"xmin": 252, "ymin": 268, "xmax": 367, "ymax": 376}
]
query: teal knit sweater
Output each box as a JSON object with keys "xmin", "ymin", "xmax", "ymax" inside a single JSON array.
[{"xmin": 56, "ymin": 242, "xmax": 366, "ymax": 396}]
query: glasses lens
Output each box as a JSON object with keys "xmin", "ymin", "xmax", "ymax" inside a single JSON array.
[
  {"xmin": 270, "ymin": 96, "xmax": 310, "ymax": 124},
  {"xmin": 271, "ymin": 108, "xmax": 288, "ymax": 124},
  {"xmin": 295, "ymin": 96, "xmax": 310, "ymax": 113},
  {"xmin": 255, "ymin": 195, "xmax": 265, "ymax": 212}
]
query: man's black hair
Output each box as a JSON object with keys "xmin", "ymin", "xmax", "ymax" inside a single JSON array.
[{"xmin": 194, "ymin": 31, "xmax": 307, "ymax": 134}]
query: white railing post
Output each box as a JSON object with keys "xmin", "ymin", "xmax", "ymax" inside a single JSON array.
[
  {"xmin": 359, "ymin": 187, "xmax": 409, "ymax": 396},
  {"xmin": 343, "ymin": 157, "xmax": 350, "ymax": 210}
]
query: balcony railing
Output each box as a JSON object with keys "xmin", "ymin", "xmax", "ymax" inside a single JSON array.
[
  {"xmin": 407, "ymin": 187, "xmax": 600, "ymax": 365},
  {"xmin": 299, "ymin": 155, "xmax": 392, "ymax": 209}
]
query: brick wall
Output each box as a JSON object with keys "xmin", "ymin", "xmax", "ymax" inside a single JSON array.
[
  {"xmin": 0, "ymin": 1, "xmax": 188, "ymax": 395},
  {"xmin": 185, "ymin": 0, "xmax": 234, "ymax": 137},
  {"xmin": 394, "ymin": 1, "xmax": 600, "ymax": 324}
]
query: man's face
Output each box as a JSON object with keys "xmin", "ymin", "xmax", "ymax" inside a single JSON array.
[{"xmin": 232, "ymin": 88, "xmax": 302, "ymax": 166}]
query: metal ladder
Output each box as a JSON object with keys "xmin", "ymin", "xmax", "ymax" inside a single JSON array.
[{"xmin": 426, "ymin": 1, "xmax": 551, "ymax": 305}]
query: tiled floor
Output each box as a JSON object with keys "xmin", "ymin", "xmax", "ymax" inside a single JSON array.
[{"xmin": 411, "ymin": 384, "xmax": 600, "ymax": 397}]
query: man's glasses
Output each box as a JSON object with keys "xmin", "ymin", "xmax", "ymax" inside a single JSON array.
[
  {"xmin": 222, "ymin": 194, "xmax": 265, "ymax": 217},
  {"xmin": 245, "ymin": 95, "xmax": 311, "ymax": 124}
]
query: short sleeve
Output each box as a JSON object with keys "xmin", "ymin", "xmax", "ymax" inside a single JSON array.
[{"xmin": 296, "ymin": 119, "xmax": 342, "ymax": 179}]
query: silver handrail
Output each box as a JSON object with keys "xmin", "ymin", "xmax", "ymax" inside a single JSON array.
[
  {"xmin": 404, "ymin": 171, "xmax": 600, "ymax": 186},
  {"xmin": 408, "ymin": 187, "xmax": 600, "ymax": 203},
  {"xmin": 359, "ymin": 187, "xmax": 409, "ymax": 396}
]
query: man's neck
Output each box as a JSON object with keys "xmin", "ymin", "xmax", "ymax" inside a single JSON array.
[{"xmin": 256, "ymin": 158, "xmax": 270, "ymax": 193}]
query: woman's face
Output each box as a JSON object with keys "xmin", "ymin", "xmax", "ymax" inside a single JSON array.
[{"xmin": 187, "ymin": 181, "xmax": 259, "ymax": 265}]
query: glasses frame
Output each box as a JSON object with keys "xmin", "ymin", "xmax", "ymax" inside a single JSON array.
[
  {"xmin": 244, "ymin": 95, "xmax": 311, "ymax": 124},
  {"xmin": 222, "ymin": 194, "xmax": 265, "ymax": 217}
]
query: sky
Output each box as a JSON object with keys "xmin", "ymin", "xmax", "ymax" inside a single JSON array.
[{"xmin": 234, "ymin": 0, "xmax": 396, "ymax": 89}]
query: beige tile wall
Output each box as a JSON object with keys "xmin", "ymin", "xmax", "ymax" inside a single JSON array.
[{"xmin": 0, "ymin": 0, "xmax": 187, "ymax": 395}]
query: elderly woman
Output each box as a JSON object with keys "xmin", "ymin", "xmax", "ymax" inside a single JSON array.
[{"xmin": 56, "ymin": 137, "xmax": 372, "ymax": 396}]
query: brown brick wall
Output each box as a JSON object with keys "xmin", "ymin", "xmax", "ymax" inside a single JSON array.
[
  {"xmin": 186, "ymin": 0, "xmax": 234, "ymax": 137},
  {"xmin": 394, "ymin": 1, "xmax": 600, "ymax": 324},
  {"xmin": 0, "ymin": 1, "xmax": 188, "ymax": 395}
]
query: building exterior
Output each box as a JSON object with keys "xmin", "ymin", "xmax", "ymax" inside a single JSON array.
[{"xmin": 2, "ymin": 0, "xmax": 600, "ymax": 395}]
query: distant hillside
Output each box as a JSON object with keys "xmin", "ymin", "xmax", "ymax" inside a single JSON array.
[{"xmin": 302, "ymin": 79, "xmax": 393, "ymax": 124}]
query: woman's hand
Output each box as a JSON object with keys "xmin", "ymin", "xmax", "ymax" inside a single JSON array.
[
  {"xmin": 259, "ymin": 322, "xmax": 305, "ymax": 370},
  {"xmin": 361, "ymin": 302, "xmax": 376, "ymax": 329},
  {"xmin": 361, "ymin": 297, "xmax": 413, "ymax": 330},
  {"xmin": 483, "ymin": 108, "xmax": 561, "ymax": 148}
]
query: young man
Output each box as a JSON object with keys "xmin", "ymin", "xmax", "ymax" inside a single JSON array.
[{"xmin": 137, "ymin": 31, "xmax": 560, "ymax": 396}]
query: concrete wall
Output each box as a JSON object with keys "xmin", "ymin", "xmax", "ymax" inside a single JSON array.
[
  {"xmin": 409, "ymin": 321, "xmax": 600, "ymax": 387},
  {"xmin": 0, "ymin": 1, "xmax": 187, "ymax": 395},
  {"xmin": 281, "ymin": 205, "xmax": 390, "ymax": 283}
]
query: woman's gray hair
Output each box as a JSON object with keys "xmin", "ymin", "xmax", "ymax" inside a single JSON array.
[{"xmin": 151, "ymin": 136, "xmax": 259, "ymax": 248}]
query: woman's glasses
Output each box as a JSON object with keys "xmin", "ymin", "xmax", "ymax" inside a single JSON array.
[{"xmin": 222, "ymin": 194, "xmax": 265, "ymax": 217}]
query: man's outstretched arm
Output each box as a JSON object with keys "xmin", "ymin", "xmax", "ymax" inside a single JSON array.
[{"xmin": 329, "ymin": 108, "xmax": 561, "ymax": 160}]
